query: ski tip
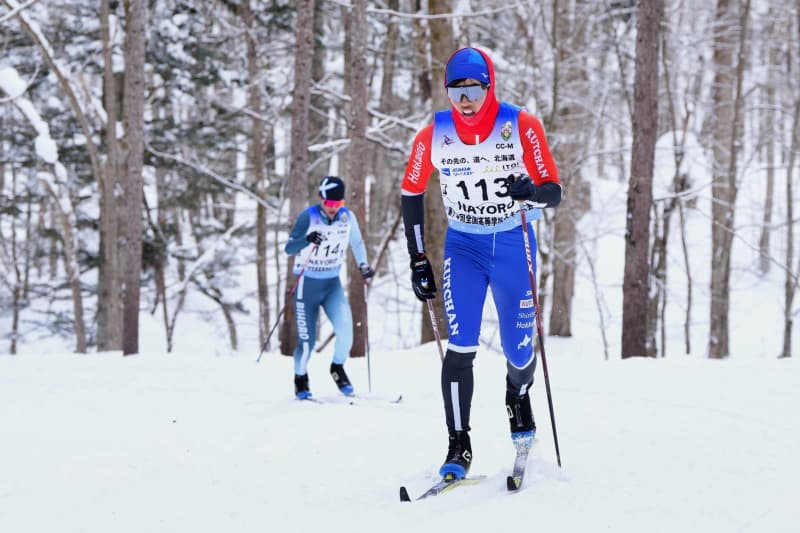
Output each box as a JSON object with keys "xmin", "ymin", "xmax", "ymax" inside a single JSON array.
[
  {"xmin": 506, "ymin": 475, "xmax": 520, "ymax": 492},
  {"xmin": 399, "ymin": 486, "xmax": 411, "ymax": 502}
]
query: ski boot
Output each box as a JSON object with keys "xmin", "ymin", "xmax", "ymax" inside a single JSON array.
[
  {"xmin": 330, "ymin": 363, "xmax": 354, "ymax": 395},
  {"xmin": 439, "ymin": 430, "xmax": 472, "ymax": 480},
  {"xmin": 294, "ymin": 374, "xmax": 312, "ymax": 400},
  {"xmin": 506, "ymin": 390, "xmax": 536, "ymax": 453}
]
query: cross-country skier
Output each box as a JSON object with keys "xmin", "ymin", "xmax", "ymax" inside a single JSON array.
[
  {"xmin": 285, "ymin": 176, "xmax": 375, "ymax": 399},
  {"xmin": 400, "ymin": 48, "xmax": 562, "ymax": 479}
]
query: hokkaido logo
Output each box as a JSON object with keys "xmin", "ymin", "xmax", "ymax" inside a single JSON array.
[
  {"xmin": 408, "ymin": 141, "xmax": 426, "ymax": 184},
  {"xmin": 517, "ymin": 334, "xmax": 532, "ymax": 349}
]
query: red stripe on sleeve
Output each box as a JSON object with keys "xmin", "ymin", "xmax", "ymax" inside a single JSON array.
[
  {"xmin": 401, "ymin": 124, "xmax": 435, "ymax": 194},
  {"xmin": 518, "ymin": 111, "xmax": 559, "ymax": 186}
]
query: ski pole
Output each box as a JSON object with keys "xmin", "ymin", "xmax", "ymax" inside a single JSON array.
[
  {"xmin": 519, "ymin": 207, "xmax": 562, "ymax": 467},
  {"xmin": 364, "ymin": 279, "xmax": 372, "ymax": 393},
  {"xmin": 256, "ymin": 244, "xmax": 318, "ymax": 363},
  {"xmin": 426, "ymin": 299, "xmax": 446, "ymax": 362}
]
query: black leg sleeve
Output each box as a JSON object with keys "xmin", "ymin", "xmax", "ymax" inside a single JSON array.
[
  {"xmin": 442, "ymin": 349, "xmax": 476, "ymax": 433},
  {"xmin": 506, "ymin": 357, "xmax": 536, "ymax": 396}
]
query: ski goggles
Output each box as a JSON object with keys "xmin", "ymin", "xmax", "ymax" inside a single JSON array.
[
  {"xmin": 322, "ymin": 199, "xmax": 345, "ymax": 209},
  {"xmin": 446, "ymin": 84, "xmax": 487, "ymax": 102}
]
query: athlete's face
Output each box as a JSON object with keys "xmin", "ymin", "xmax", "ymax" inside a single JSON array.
[
  {"xmin": 448, "ymin": 78, "xmax": 488, "ymax": 117},
  {"xmin": 321, "ymin": 198, "xmax": 344, "ymax": 218}
]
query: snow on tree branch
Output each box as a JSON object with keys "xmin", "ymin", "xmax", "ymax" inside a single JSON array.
[
  {"xmin": 0, "ymin": 0, "xmax": 39, "ymax": 24},
  {"xmin": 1, "ymin": 0, "xmax": 102, "ymax": 182}
]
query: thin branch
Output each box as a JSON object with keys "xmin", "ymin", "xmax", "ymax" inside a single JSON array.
[
  {"xmin": 145, "ymin": 144, "xmax": 271, "ymax": 209},
  {"xmin": 328, "ymin": 0, "xmax": 530, "ymax": 20},
  {"xmin": 0, "ymin": 0, "xmax": 40, "ymax": 24}
]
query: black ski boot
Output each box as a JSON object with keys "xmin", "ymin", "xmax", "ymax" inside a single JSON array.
[
  {"xmin": 294, "ymin": 374, "xmax": 312, "ymax": 400},
  {"xmin": 330, "ymin": 363, "xmax": 354, "ymax": 395},
  {"xmin": 506, "ymin": 390, "xmax": 536, "ymax": 452},
  {"xmin": 439, "ymin": 430, "xmax": 472, "ymax": 480}
]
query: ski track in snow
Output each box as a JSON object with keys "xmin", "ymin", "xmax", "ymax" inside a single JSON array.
[{"xmin": 0, "ymin": 347, "xmax": 797, "ymax": 533}]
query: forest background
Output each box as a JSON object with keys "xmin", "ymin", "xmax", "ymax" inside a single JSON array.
[{"xmin": 1, "ymin": 0, "xmax": 798, "ymax": 361}]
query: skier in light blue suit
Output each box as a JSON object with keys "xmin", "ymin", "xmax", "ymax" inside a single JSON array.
[{"xmin": 284, "ymin": 176, "xmax": 375, "ymax": 399}]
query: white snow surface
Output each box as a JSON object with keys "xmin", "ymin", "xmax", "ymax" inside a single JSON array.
[{"xmin": 0, "ymin": 345, "xmax": 796, "ymax": 533}]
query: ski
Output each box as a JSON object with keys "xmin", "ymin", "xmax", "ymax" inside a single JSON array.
[
  {"xmin": 400, "ymin": 474, "xmax": 486, "ymax": 502},
  {"xmin": 354, "ymin": 393, "xmax": 403, "ymax": 404},
  {"xmin": 506, "ymin": 436, "xmax": 534, "ymax": 492},
  {"xmin": 506, "ymin": 450, "xmax": 529, "ymax": 491},
  {"xmin": 297, "ymin": 393, "xmax": 402, "ymax": 406},
  {"xmin": 297, "ymin": 396, "xmax": 332, "ymax": 405}
]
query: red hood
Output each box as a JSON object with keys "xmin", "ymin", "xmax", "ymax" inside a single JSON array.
[{"xmin": 444, "ymin": 47, "xmax": 500, "ymax": 143}]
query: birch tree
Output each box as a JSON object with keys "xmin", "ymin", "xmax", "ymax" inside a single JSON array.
[{"xmin": 708, "ymin": 0, "xmax": 750, "ymax": 358}]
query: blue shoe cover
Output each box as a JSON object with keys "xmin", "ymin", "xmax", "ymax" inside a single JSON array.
[
  {"xmin": 439, "ymin": 463, "xmax": 467, "ymax": 480},
  {"xmin": 511, "ymin": 430, "xmax": 535, "ymax": 452}
]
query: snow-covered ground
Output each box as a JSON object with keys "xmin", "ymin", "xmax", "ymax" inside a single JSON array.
[
  {"xmin": 1, "ymin": 343, "xmax": 797, "ymax": 533},
  {"xmin": 2, "ymin": 98, "xmax": 797, "ymax": 531}
]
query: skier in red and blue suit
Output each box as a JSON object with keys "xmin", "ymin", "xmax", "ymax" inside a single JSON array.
[{"xmin": 400, "ymin": 47, "xmax": 562, "ymax": 479}]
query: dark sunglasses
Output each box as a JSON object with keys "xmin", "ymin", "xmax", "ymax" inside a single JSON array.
[{"xmin": 447, "ymin": 84, "xmax": 487, "ymax": 102}]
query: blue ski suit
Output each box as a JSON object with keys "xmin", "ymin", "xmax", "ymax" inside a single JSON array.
[
  {"xmin": 401, "ymin": 48, "xmax": 561, "ymax": 435},
  {"xmin": 285, "ymin": 205, "xmax": 368, "ymax": 376}
]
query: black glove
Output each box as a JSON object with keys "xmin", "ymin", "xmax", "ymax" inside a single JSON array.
[
  {"xmin": 507, "ymin": 174, "xmax": 540, "ymax": 202},
  {"xmin": 358, "ymin": 263, "xmax": 375, "ymax": 280},
  {"xmin": 305, "ymin": 231, "xmax": 324, "ymax": 245},
  {"xmin": 410, "ymin": 254, "xmax": 437, "ymax": 302}
]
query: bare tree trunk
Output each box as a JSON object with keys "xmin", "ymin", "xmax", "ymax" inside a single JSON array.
[
  {"xmin": 8, "ymin": 167, "xmax": 21, "ymax": 354},
  {"xmin": 121, "ymin": 0, "xmax": 147, "ymax": 356},
  {"xmin": 240, "ymin": 1, "xmax": 270, "ymax": 352},
  {"xmin": 647, "ymin": 204, "xmax": 665, "ymax": 356},
  {"xmin": 420, "ymin": 0, "xmax": 452, "ymax": 345},
  {"xmin": 49, "ymin": 209, "xmax": 57, "ymax": 280},
  {"xmin": 308, "ymin": 0, "xmax": 329, "ymax": 193},
  {"xmin": 621, "ymin": 0, "xmax": 663, "ymax": 359},
  {"xmin": 708, "ymin": 0, "xmax": 750, "ymax": 358},
  {"xmin": 758, "ymin": 20, "xmax": 778, "ymax": 275},
  {"xmin": 98, "ymin": 0, "xmax": 122, "ymax": 352},
  {"xmin": 345, "ymin": 0, "xmax": 369, "ymax": 358},
  {"xmin": 677, "ymin": 201, "xmax": 693, "ymax": 354},
  {"xmin": 152, "ymin": 168, "xmax": 171, "ymax": 351},
  {"xmin": 371, "ymin": 0, "xmax": 401, "ymax": 258},
  {"xmin": 548, "ymin": 0, "xmax": 591, "ymax": 337},
  {"xmin": 413, "ymin": 0, "xmax": 431, "ymax": 104},
  {"xmin": 280, "ymin": 0, "xmax": 315, "ymax": 356},
  {"xmin": 781, "ymin": 99, "xmax": 800, "ymax": 358},
  {"xmin": 40, "ymin": 180, "xmax": 87, "ymax": 354},
  {"xmin": 22, "ymin": 184, "xmax": 33, "ymax": 301},
  {"xmin": 660, "ymin": 26, "xmax": 696, "ymax": 355}
]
